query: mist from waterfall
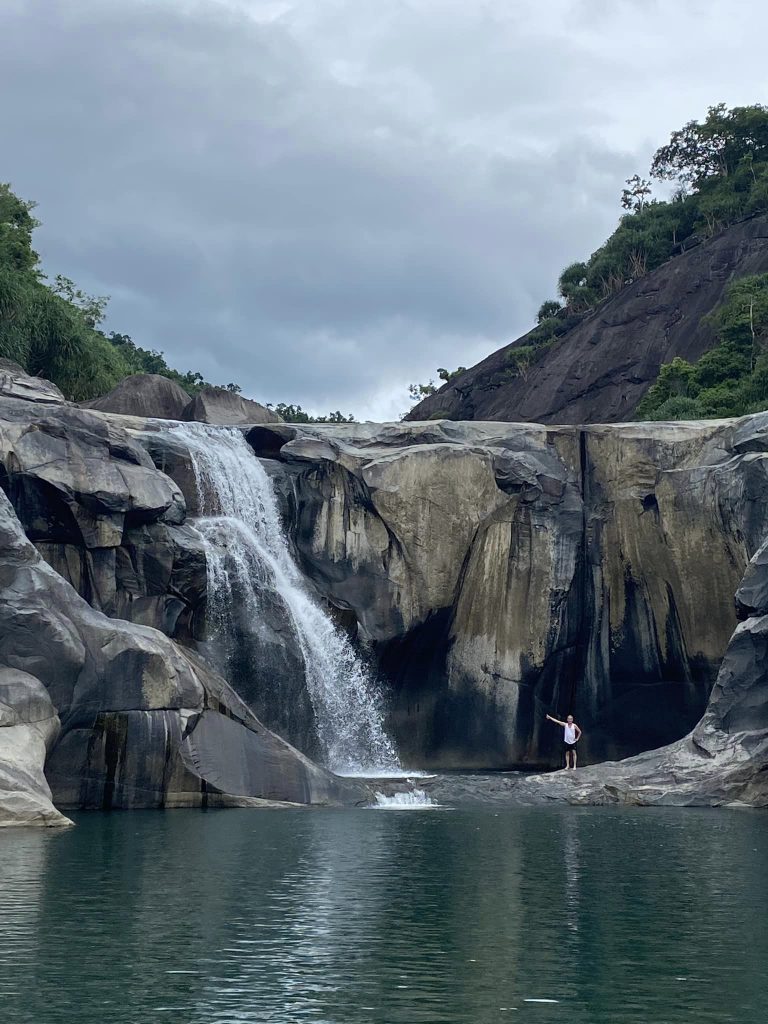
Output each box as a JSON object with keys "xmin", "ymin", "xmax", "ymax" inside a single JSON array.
[{"xmin": 170, "ymin": 423, "xmax": 400, "ymax": 775}]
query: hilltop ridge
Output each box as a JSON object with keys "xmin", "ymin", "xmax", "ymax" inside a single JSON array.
[{"xmin": 407, "ymin": 213, "xmax": 768, "ymax": 424}]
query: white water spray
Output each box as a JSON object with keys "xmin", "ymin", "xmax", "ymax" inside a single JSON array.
[
  {"xmin": 171, "ymin": 423, "xmax": 400, "ymax": 775},
  {"xmin": 370, "ymin": 789, "xmax": 438, "ymax": 809}
]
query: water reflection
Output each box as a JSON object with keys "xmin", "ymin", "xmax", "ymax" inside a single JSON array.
[{"xmin": 0, "ymin": 807, "xmax": 766, "ymax": 1023}]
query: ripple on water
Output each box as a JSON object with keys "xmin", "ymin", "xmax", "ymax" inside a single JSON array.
[{"xmin": 0, "ymin": 806, "xmax": 766, "ymax": 1024}]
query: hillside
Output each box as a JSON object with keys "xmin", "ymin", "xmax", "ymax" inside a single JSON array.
[{"xmin": 407, "ymin": 213, "xmax": 768, "ymax": 424}]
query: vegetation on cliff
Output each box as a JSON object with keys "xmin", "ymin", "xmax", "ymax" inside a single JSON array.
[
  {"xmin": 545, "ymin": 104, "xmax": 768, "ymax": 314},
  {"xmin": 638, "ymin": 274, "xmax": 768, "ymax": 420},
  {"xmin": 409, "ymin": 103, "xmax": 768, "ymax": 415}
]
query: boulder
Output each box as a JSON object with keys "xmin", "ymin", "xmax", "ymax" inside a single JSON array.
[
  {"xmin": 81, "ymin": 373, "xmax": 191, "ymax": 420},
  {"xmin": 183, "ymin": 387, "xmax": 281, "ymax": 425},
  {"xmin": 0, "ymin": 401, "xmax": 201, "ymax": 640},
  {"xmin": 0, "ymin": 359, "xmax": 65, "ymax": 406},
  {"xmin": 0, "ymin": 402, "xmax": 185, "ymax": 547},
  {"xmin": 0, "ymin": 668, "xmax": 71, "ymax": 827}
]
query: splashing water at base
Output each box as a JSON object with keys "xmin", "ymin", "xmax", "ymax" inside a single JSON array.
[
  {"xmin": 170, "ymin": 423, "xmax": 400, "ymax": 774},
  {"xmin": 370, "ymin": 789, "xmax": 439, "ymax": 809}
]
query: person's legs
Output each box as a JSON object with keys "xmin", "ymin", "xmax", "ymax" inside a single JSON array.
[{"xmin": 572, "ymin": 748, "xmax": 578, "ymax": 770}]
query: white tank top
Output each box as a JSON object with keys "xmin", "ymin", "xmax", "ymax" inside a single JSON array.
[{"xmin": 564, "ymin": 724, "xmax": 577, "ymax": 743}]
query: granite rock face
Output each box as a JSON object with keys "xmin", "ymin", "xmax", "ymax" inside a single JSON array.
[
  {"xmin": 2, "ymin": 391, "xmax": 768, "ymax": 813},
  {"xmin": 242, "ymin": 416, "xmax": 768, "ymax": 771},
  {"xmin": 0, "ymin": 401, "xmax": 369, "ymax": 824},
  {"xmin": 81, "ymin": 373, "xmax": 191, "ymax": 420},
  {"xmin": 0, "ymin": 400, "xmax": 200, "ymax": 639},
  {"xmin": 407, "ymin": 215, "xmax": 768, "ymax": 425},
  {"xmin": 470, "ymin": 593, "xmax": 768, "ymax": 808}
]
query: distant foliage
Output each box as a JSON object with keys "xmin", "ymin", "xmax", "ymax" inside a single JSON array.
[
  {"xmin": 106, "ymin": 332, "xmax": 241, "ymax": 395},
  {"xmin": 637, "ymin": 274, "xmax": 768, "ymax": 420},
  {"xmin": 556, "ymin": 103, "xmax": 768, "ymax": 313},
  {"xmin": 1, "ymin": 180, "xmax": 266, "ymax": 403},
  {"xmin": 405, "ymin": 367, "xmax": 466, "ymax": 408},
  {"xmin": 270, "ymin": 403, "xmax": 355, "ymax": 423},
  {"xmin": 0, "ymin": 182, "xmax": 130, "ymax": 401},
  {"xmin": 536, "ymin": 300, "xmax": 562, "ymax": 323},
  {"xmin": 407, "ymin": 381, "xmax": 437, "ymax": 402}
]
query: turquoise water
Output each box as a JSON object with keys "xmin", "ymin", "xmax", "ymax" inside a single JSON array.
[{"xmin": 1, "ymin": 806, "xmax": 766, "ymax": 1023}]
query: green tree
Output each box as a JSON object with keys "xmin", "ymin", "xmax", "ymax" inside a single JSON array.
[
  {"xmin": 0, "ymin": 183, "xmax": 38, "ymax": 272},
  {"xmin": 651, "ymin": 103, "xmax": 768, "ymax": 190},
  {"xmin": 620, "ymin": 174, "xmax": 652, "ymax": 213},
  {"xmin": 536, "ymin": 299, "xmax": 562, "ymax": 323},
  {"xmin": 408, "ymin": 381, "xmax": 437, "ymax": 402},
  {"xmin": 558, "ymin": 261, "xmax": 597, "ymax": 311},
  {"xmin": 51, "ymin": 275, "xmax": 108, "ymax": 328},
  {"xmin": 437, "ymin": 366, "xmax": 466, "ymax": 383}
]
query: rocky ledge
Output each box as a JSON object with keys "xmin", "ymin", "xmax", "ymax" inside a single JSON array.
[{"xmin": 1, "ymin": 365, "xmax": 768, "ymax": 820}]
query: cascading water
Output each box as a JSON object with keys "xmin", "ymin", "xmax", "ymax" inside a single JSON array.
[
  {"xmin": 370, "ymin": 789, "xmax": 439, "ymax": 809},
  {"xmin": 171, "ymin": 422, "xmax": 400, "ymax": 775}
]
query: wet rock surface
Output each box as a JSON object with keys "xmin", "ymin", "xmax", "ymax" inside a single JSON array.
[
  {"xmin": 0, "ymin": 460, "xmax": 369, "ymax": 823},
  {"xmin": 1, "ymin": 393, "xmax": 767, "ymax": 815}
]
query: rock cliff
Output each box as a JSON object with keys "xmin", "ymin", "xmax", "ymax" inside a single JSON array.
[
  {"xmin": 407, "ymin": 215, "xmax": 768, "ymax": 424},
  {"xmin": 0, "ymin": 388, "xmax": 368, "ymax": 824},
  {"xmin": 238, "ymin": 417, "xmax": 768, "ymax": 773},
  {"xmin": 2, "ymin": 367, "xmax": 768, "ymax": 818}
]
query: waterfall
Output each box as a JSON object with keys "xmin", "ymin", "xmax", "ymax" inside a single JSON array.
[{"xmin": 170, "ymin": 423, "xmax": 400, "ymax": 775}]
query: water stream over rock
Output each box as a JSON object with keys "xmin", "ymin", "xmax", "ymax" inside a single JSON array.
[{"xmin": 170, "ymin": 423, "xmax": 400, "ymax": 774}]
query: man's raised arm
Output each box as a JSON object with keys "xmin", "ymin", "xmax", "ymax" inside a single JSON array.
[{"xmin": 546, "ymin": 713, "xmax": 566, "ymax": 727}]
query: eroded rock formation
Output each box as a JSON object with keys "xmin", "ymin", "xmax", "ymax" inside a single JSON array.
[
  {"xmin": 0, "ymin": 667, "xmax": 69, "ymax": 827},
  {"xmin": 237, "ymin": 417, "xmax": 768, "ymax": 771},
  {"xmin": 1, "ymin": 370, "xmax": 767, "ymax": 817},
  {"xmin": 0, "ymin": 396, "xmax": 368, "ymax": 823}
]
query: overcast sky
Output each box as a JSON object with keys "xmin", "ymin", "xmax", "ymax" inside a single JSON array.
[{"xmin": 2, "ymin": 0, "xmax": 768, "ymax": 419}]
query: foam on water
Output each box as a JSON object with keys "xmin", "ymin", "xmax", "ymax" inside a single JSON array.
[
  {"xmin": 370, "ymin": 789, "xmax": 439, "ymax": 809},
  {"xmin": 170, "ymin": 423, "xmax": 400, "ymax": 775}
]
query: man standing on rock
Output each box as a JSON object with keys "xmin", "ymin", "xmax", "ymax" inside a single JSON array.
[{"xmin": 545, "ymin": 713, "xmax": 582, "ymax": 770}]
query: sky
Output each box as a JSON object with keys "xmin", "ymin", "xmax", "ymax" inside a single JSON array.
[{"xmin": 2, "ymin": 0, "xmax": 768, "ymax": 420}]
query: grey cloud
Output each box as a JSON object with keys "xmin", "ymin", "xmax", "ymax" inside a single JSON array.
[{"xmin": 2, "ymin": 0, "xmax": 765, "ymax": 418}]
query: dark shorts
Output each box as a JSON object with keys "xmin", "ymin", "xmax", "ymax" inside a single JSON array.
[{"xmin": 564, "ymin": 742, "xmax": 578, "ymax": 755}]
